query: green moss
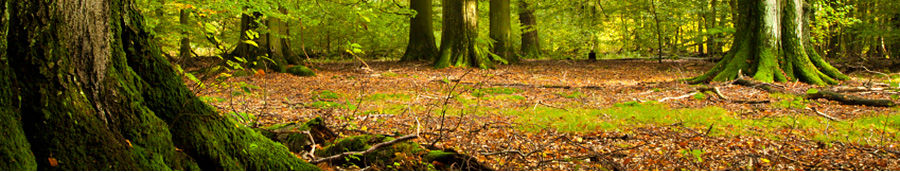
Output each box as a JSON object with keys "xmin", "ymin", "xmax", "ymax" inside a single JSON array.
[
  {"xmin": 365, "ymin": 93, "xmax": 413, "ymax": 101},
  {"xmin": 233, "ymin": 70, "xmax": 253, "ymax": 77},
  {"xmin": 287, "ymin": 66, "xmax": 316, "ymax": 77},
  {"xmin": 472, "ymin": 87, "xmax": 522, "ymax": 97}
]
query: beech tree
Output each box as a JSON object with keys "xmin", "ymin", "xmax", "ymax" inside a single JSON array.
[
  {"xmin": 1, "ymin": 0, "xmax": 318, "ymax": 170},
  {"xmin": 490, "ymin": 0, "xmax": 514, "ymax": 62},
  {"xmin": 401, "ymin": 0, "xmax": 439, "ymax": 62},
  {"xmin": 690, "ymin": 0, "xmax": 848, "ymax": 85},
  {"xmin": 434, "ymin": 0, "xmax": 491, "ymax": 68},
  {"xmin": 519, "ymin": 1, "xmax": 541, "ymax": 57}
]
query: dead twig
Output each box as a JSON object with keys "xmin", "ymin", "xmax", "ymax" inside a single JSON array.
[
  {"xmin": 310, "ymin": 134, "xmax": 418, "ymax": 164},
  {"xmin": 805, "ymin": 107, "xmax": 841, "ymax": 122}
]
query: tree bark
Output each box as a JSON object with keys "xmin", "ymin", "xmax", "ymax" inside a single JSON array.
[
  {"xmin": 401, "ymin": 0, "xmax": 438, "ymax": 62},
  {"xmin": 691, "ymin": 0, "xmax": 848, "ymax": 86},
  {"xmin": 518, "ymin": 1, "xmax": 541, "ymax": 57},
  {"xmin": 178, "ymin": 9, "xmax": 191, "ymax": 61},
  {"xmin": 435, "ymin": 0, "xmax": 489, "ymax": 68},
  {"xmin": 707, "ymin": 0, "xmax": 720, "ymax": 56},
  {"xmin": 4, "ymin": 0, "xmax": 319, "ymax": 170},
  {"xmin": 490, "ymin": 0, "xmax": 514, "ymax": 62},
  {"xmin": 264, "ymin": 7, "xmax": 303, "ymax": 72}
]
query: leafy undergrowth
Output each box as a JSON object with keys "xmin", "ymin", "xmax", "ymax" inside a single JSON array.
[{"xmin": 190, "ymin": 59, "xmax": 900, "ymax": 170}]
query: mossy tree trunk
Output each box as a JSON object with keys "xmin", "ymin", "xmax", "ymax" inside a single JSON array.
[
  {"xmin": 263, "ymin": 7, "xmax": 303, "ymax": 72},
  {"xmin": 1, "ymin": 1, "xmax": 36, "ymax": 168},
  {"xmin": 435, "ymin": 0, "xmax": 490, "ymax": 68},
  {"xmin": 518, "ymin": 1, "xmax": 541, "ymax": 57},
  {"xmin": 401, "ymin": 0, "xmax": 438, "ymax": 62},
  {"xmin": 490, "ymin": 0, "xmax": 515, "ymax": 62},
  {"xmin": 3, "ymin": 0, "xmax": 319, "ymax": 170},
  {"xmin": 690, "ymin": 0, "xmax": 848, "ymax": 86}
]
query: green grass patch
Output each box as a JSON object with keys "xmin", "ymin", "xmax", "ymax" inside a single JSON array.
[
  {"xmin": 309, "ymin": 101, "xmax": 357, "ymax": 110},
  {"xmin": 472, "ymin": 87, "xmax": 523, "ymax": 97},
  {"xmin": 504, "ymin": 101, "xmax": 900, "ymax": 145},
  {"xmin": 555, "ymin": 91, "xmax": 584, "ymax": 99},
  {"xmin": 364, "ymin": 93, "xmax": 412, "ymax": 101},
  {"xmin": 770, "ymin": 93, "xmax": 810, "ymax": 109},
  {"xmin": 313, "ymin": 90, "xmax": 343, "ymax": 100}
]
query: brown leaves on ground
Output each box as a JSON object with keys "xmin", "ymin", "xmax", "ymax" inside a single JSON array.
[{"xmin": 192, "ymin": 59, "xmax": 899, "ymax": 170}]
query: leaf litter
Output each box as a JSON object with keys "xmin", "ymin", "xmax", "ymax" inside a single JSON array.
[{"xmin": 191, "ymin": 59, "xmax": 900, "ymax": 170}]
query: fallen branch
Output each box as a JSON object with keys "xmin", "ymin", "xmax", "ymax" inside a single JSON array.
[
  {"xmin": 805, "ymin": 107, "xmax": 841, "ymax": 122},
  {"xmin": 807, "ymin": 90, "xmax": 895, "ymax": 107},
  {"xmin": 831, "ymin": 86, "xmax": 886, "ymax": 93},
  {"xmin": 658, "ymin": 92, "xmax": 699, "ymax": 102},
  {"xmin": 698, "ymin": 87, "xmax": 729, "ymax": 100},
  {"xmin": 734, "ymin": 77, "xmax": 896, "ymax": 107},
  {"xmin": 310, "ymin": 134, "xmax": 418, "ymax": 164}
]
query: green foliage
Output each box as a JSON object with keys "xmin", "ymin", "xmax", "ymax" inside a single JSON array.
[
  {"xmin": 680, "ymin": 149, "xmax": 705, "ymax": 162},
  {"xmin": 309, "ymin": 101, "xmax": 357, "ymax": 110},
  {"xmin": 365, "ymin": 93, "xmax": 412, "ymax": 101}
]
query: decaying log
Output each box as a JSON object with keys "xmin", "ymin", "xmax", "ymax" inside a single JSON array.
[{"xmin": 734, "ymin": 77, "xmax": 896, "ymax": 107}]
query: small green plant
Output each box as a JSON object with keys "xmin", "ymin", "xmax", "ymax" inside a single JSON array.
[
  {"xmin": 693, "ymin": 93, "xmax": 707, "ymax": 100},
  {"xmin": 680, "ymin": 149, "xmax": 704, "ymax": 162},
  {"xmin": 309, "ymin": 101, "xmax": 357, "ymax": 110},
  {"xmin": 314, "ymin": 90, "xmax": 343, "ymax": 100}
]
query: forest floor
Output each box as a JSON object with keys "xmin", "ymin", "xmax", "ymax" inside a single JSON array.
[{"xmin": 190, "ymin": 59, "xmax": 900, "ymax": 170}]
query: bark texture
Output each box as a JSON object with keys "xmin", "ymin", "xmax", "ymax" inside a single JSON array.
[
  {"xmin": 401, "ymin": 0, "xmax": 438, "ymax": 62},
  {"xmin": 518, "ymin": 1, "xmax": 541, "ymax": 57},
  {"xmin": 3, "ymin": 0, "xmax": 319, "ymax": 170},
  {"xmin": 178, "ymin": 9, "xmax": 191, "ymax": 60},
  {"xmin": 435, "ymin": 0, "xmax": 490, "ymax": 68},
  {"xmin": 490, "ymin": 0, "xmax": 514, "ymax": 62},
  {"xmin": 691, "ymin": 0, "xmax": 847, "ymax": 85}
]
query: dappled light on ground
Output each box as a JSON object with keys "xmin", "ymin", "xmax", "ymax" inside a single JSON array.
[{"xmin": 192, "ymin": 59, "xmax": 899, "ymax": 170}]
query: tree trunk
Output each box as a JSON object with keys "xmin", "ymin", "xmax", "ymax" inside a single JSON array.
[
  {"xmin": 707, "ymin": 0, "xmax": 720, "ymax": 56},
  {"xmin": 401, "ymin": 0, "xmax": 438, "ymax": 62},
  {"xmin": 232, "ymin": 11, "xmax": 264, "ymax": 68},
  {"xmin": 691, "ymin": 0, "xmax": 848, "ymax": 86},
  {"xmin": 4, "ymin": 0, "xmax": 319, "ymax": 170},
  {"xmin": 1, "ymin": 2, "xmax": 36, "ymax": 168},
  {"xmin": 490, "ymin": 0, "xmax": 514, "ymax": 62},
  {"xmin": 264, "ymin": 7, "xmax": 302, "ymax": 72},
  {"xmin": 178, "ymin": 9, "xmax": 191, "ymax": 61},
  {"xmin": 518, "ymin": 1, "xmax": 541, "ymax": 57},
  {"xmin": 435, "ymin": 0, "xmax": 490, "ymax": 68}
]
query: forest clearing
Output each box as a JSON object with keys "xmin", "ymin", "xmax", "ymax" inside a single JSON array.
[
  {"xmin": 191, "ymin": 59, "xmax": 900, "ymax": 170},
  {"xmin": 3, "ymin": 0, "xmax": 900, "ymax": 170}
]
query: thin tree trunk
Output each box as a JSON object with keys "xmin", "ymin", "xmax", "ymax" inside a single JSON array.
[
  {"xmin": 708, "ymin": 0, "xmax": 719, "ymax": 56},
  {"xmin": 4, "ymin": 0, "xmax": 319, "ymax": 170},
  {"xmin": 490, "ymin": 0, "xmax": 513, "ymax": 62},
  {"xmin": 518, "ymin": 1, "xmax": 540, "ymax": 57},
  {"xmin": 649, "ymin": 0, "xmax": 663, "ymax": 63},
  {"xmin": 401, "ymin": 0, "xmax": 438, "ymax": 62},
  {"xmin": 178, "ymin": 9, "xmax": 191, "ymax": 61}
]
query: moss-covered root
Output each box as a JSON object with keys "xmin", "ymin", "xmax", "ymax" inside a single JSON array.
[
  {"xmin": 0, "ymin": 64, "xmax": 36, "ymax": 170},
  {"xmin": 287, "ymin": 65, "xmax": 316, "ymax": 77},
  {"xmin": 256, "ymin": 117, "xmax": 337, "ymax": 152},
  {"xmin": 316, "ymin": 134, "xmax": 493, "ymax": 170}
]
